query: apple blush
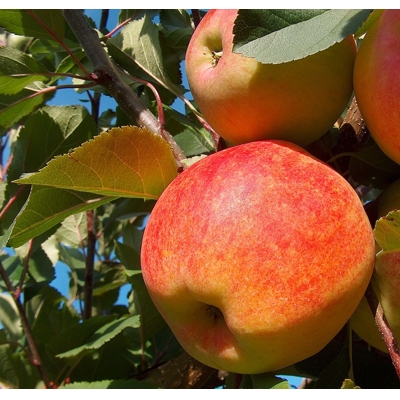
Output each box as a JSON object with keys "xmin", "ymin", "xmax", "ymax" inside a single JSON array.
[{"xmin": 141, "ymin": 140, "xmax": 375, "ymax": 374}]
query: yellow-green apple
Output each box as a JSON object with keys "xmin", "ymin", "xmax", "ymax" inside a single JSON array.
[
  {"xmin": 140, "ymin": 140, "xmax": 375, "ymax": 374},
  {"xmin": 351, "ymin": 178, "xmax": 400, "ymax": 353},
  {"xmin": 354, "ymin": 10, "xmax": 400, "ymax": 165},
  {"xmin": 185, "ymin": 9, "xmax": 357, "ymax": 147}
]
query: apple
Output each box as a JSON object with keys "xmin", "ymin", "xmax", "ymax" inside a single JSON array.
[
  {"xmin": 350, "ymin": 178, "xmax": 400, "ymax": 353},
  {"xmin": 140, "ymin": 140, "xmax": 375, "ymax": 374},
  {"xmin": 185, "ymin": 9, "xmax": 357, "ymax": 147},
  {"xmin": 354, "ymin": 10, "xmax": 400, "ymax": 165}
]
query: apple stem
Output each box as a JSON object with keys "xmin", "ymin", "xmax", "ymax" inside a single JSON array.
[
  {"xmin": 364, "ymin": 282, "xmax": 400, "ymax": 379},
  {"xmin": 328, "ymin": 96, "xmax": 370, "ymax": 175}
]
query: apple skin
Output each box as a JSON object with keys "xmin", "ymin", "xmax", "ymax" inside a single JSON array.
[
  {"xmin": 140, "ymin": 140, "xmax": 375, "ymax": 374},
  {"xmin": 354, "ymin": 10, "xmax": 400, "ymax": 165},
  {"xmin": 185, "ymin": 9, "xmax": 357, "ymax": 147},
  {"xmin": 350, "ymin": 178, "xmax": 400, "ymax": 353}
]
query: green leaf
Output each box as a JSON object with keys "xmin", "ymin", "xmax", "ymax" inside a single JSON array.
[
  {"xmin": 250, "ymin": 373, "xmax": 291, "ymax": 389},
  {"xmin": 374, "ymin": 210, "xmax": 400, "ymax": 254},
  {"xmin": 354, "ymin": 9, "xmax": 383, "ymax": 38},
  {"xmin": 0, "ymin": 47, "xmax": 49, "ymax": 94},
  {"xmin": 160, "ymin": 9, "xmax": 194, "ymax": 60},
  {"xmin": 115, "ymin": 241, "xmax": 141, "ymax": 271},
  {"xmin": 27, "ymin": 286, "xmax": 81, "ymax": 345},
  {"xmin": 349, "ymin": 140, "xmax": 400, "ymax": 190},
  {"xmin": 164, "ymin": 105, "xmax": 215, "ymax": 156},
  {"xmin": 0, "ymin": 89, "xmax": 47, "ymax": 135},
  {"xmin": 107, "ymin": 14, "xmax": 183, "ymax": 96},
  {"xmin": 7, "ymin": 105, "xmax": 97, "ymax": 182},
  {"xmin": 14, "ymin": 126, "xmax": 178, "ymax": 199},
  {"xmin": 0, "ymin": 294, "xmax": 23, "ymax": 341},
  {"xmin": 0, "ymin": 9, "xmax": 65, "ymax": 42},
  {"xmin": 8, "ymin": 186, "xmax": 115, "ymax": 248},
  {"xmin": 47, "ymin": 315, "xmax": 115, "ymax": 357},
  {"xmin": 0, "ymin": 344, "xmax": 42, "ymax": 388},
  {"xmin": 50, "ymin": 212, "xmax": 88, "ymax": 248},
  {"xmin": 27, "ymin": 245, "xmax": 54, "ymax": 283},
  {"xmin": 57, "ymin": 314, "xmax": 141, "ymax": 358},
  {"xmin": 62, "ymin": 379, "xmax": 158, "ymax": 389},
  {"xmin": 233, "ymin": 9, "xmax": 372, "ymax": 64},
  {"xmin": 129, "ymin": 272, "xmax": 166, "ymax": 341},
  {"xmin": 0, "ymin": 255, "xmax": 23, "ymax": 290},
  {"xmin": 341, "ymin": 379, "xmax": 360, "ymax": 389}
]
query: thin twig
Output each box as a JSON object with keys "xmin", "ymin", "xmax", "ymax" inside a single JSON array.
[
  {"xmin": 191, "ymin": 10, "xmax": 202, "ymax": 29},
  {"xmin": 0, "ymin": 260, "xmax": 52, "ymax": 388},
  {"xmin": 27, "ymin": 9, "xmax": 91, "ymax": 79},
  {"xmin": 15, "ymin": 239, "xmax": 34, "ymax": 299},
  {"xmin": 365, "ymin": 282, "xmax": 400, "ymax": 378},
  {"xmin": 83, "ymin": 210, "xmax": 96, "ymax": 320}
]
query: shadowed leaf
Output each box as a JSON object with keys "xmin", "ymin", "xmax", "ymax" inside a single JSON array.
[{"xmin": 8, "ymin": 186, "xmax": 115, "ymax": 248}]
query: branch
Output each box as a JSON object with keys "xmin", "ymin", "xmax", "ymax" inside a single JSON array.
[
  {"xmin": 364, "ymin": 282, "xmax": 400, "ymax": 378},
  {"xmin": 62, "ymin": 9, "xmax": 186, "ymax": 170}
]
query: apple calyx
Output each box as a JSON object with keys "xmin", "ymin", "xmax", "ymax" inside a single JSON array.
[
  {"xmin": 211, "ymin": 49, "xmax": 223, "ymax": 67},
  {"xmin": 206, "ymin": 305, "xmax": 224, "ymax": 321}
]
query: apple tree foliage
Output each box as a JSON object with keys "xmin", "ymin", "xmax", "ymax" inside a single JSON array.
[{"xmin": 0, "ymin": 8, "xmax": 399, "ymax": 389}]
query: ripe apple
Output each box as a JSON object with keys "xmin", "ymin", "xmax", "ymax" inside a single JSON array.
[
  {"xmin": 185, "ymin": 9, "xmax": 357, "ymax": 147},
  {"xmin": 354, "ymin": 10, "xmax": 400, "ymax": 165},
  {"xmin": 140, "ymin": 140, "xmax": 375, "ymax": 374},
  {"xmin": 350, "ymin": 178, "xmax": 400, "ymax": 353}
]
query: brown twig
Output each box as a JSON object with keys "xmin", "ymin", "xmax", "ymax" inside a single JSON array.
[
  {"xmin": 191, "ymin": 10, "xmax": 202, "ymax": 29},
  {"xmin": 365, "ymin": 282, "xmax": 400, "ymax": 378},
  {"xmin": 15, "ymin": 239, "xmax": 34, "ymax": 299},
  {"xmin": 83, "ymin": 210, "xmax": 96, "ymax": 320},
  {"xmin": 331, "ymin": 96, "xmax": 370, "ymax": 173},
  {"xmin": 0, "ymin": 260, "xmax": 52, "ymax": 388}
]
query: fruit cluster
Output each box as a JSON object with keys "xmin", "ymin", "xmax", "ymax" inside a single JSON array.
[{"xmin": 141, "ymin": 10, "xmax": 399, "ymax": 374}]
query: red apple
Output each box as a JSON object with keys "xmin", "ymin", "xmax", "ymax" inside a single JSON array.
[
  {"xmin": 185, "ymin": 9, "xmax": 357, "ymax": 147},
  {"xmin": 140, "ymin": 140, "xmax": 375, "ymax": 374},
  {"xmin": 351, "ymin": 178, "xmax": 400, "ymax": 353},
  {"xmin": 354, "ymin": 10, "xmax": 400, "ymax": 165}
]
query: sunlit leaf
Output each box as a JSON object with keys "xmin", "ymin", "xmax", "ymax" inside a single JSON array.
[
  {"xmin": 0, "ymin": 47, "xmax": 49, "ymax": 94},
  {"xmin": 341, "ymin": 379, "xmax": 360, "ymax": 389},
  {"xmin": 233, "ymin": 9, "xmax": 372, "ymax": 64},
  {"xmin": 374, "ymin": 210, "xmax": 400, "ymax": 254},
  {"xmin": 0, "ymin": 9, "xmax": 65, "ymax": 42},
  {"xmin": 0, "ymin": 294, "xmax": 23, "ymax": 341},
  {"xmin": 14, "ymin": 126, "xmax": 179, "ymax": 199},
  {"xmin": 354, "ymin": 9, "xmax": 383, "ymax": 38},
  {"xmin": 107, "ymin": 14, "xmax": 183, "ymax": 96},
  {"xmin": 62, "ymin": 379, "xmax": 158, "ymax": 389}
]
